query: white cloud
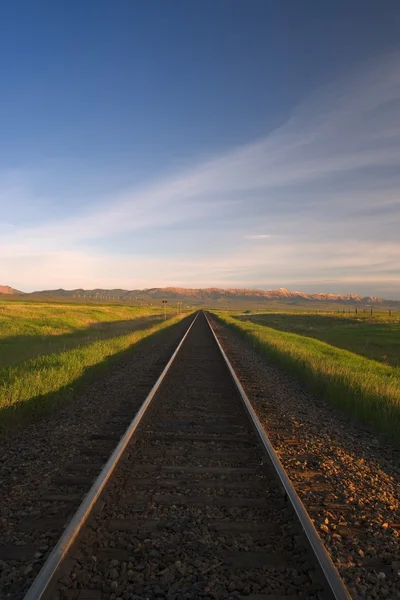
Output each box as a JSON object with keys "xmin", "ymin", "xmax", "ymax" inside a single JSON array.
[
  {"xmin": 1, "ymin": 51, "xmax": 400, "ymax": 296},
  {"xmin": 244, "ymin": 234, "xmax": 271, "ymax": 240},
  {"xmin": 3, "ymin": 239, "xmax": 400, "ymax": 297}
]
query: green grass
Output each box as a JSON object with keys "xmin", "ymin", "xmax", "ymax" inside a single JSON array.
[
  {"xmin": 215, "ymin": 312, "xmax": 400, "ymax": 442},
  {"xmin": 238, "ymin": 312, "xmax": 400, "ymax": 367},
  {"xmin": 0, "ymin": 301, "xmax": 164, "ymax": 367},
  {"xmin": 0, "ymin": 300, "xmax": 188, "ymax": 429}
]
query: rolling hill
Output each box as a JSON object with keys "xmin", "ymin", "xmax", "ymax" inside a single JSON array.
[{"xmin": 0, "ymin": 285, "xmax": 24, "ymax": 295}]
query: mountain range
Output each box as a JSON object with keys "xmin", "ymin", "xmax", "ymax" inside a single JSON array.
[
  {"xmin": 1, "ymin": 285, "xmax": 399, "ymax": 308},
  {"xmin": 0, "ymin": 285, "xmax": 23, "ymax": 295}
]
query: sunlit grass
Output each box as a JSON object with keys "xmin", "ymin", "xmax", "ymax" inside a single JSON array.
[
  {"xmin": 239, "ymin": 312, "xmax": 400, "ymax": 367},
  {"xmin": 0, "ymin": 301, "xmax": 161, "ymax": 367},
  {"xmin": 0, "ymin": 300, "xmax": 187, "ymax": 428},
  {"xmin": 215, "ymin": 312, "xmax": 400, "ymax": 442}
]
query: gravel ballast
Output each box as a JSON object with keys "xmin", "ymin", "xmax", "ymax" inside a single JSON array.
[
  {"xmin": 2, "ymin": 311, "xmax": 399, "ymax": 599},
  {"xmin": 55, "ymin": 313, "xmax": 322, "ymax": 600},
  {"xmin": 209, "ymin": 315, "xmax": 400, "ymax": 600},
  {"xmin": 0, "ymin": 315, "xmax": 192, "ymax": 598}
]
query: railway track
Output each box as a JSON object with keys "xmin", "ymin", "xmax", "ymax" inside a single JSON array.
[
  {"xmin": 21, "ymin": 311, "xmax": 350, "ymax": 600},
  {"xmin": 209, "ymin": 315, "xmax": 400, "ymax": 599}
]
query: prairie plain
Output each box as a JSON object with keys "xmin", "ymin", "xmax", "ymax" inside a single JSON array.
[
  {"xmin": 0, "ymin": 300, "xmax": 183, "ymax": 428},
  {"xmin": 216, "ymin": 311, "xmax": 400, "ymax": 441},
  {"xmin": 240, "ymin": 311, "xmax": 400, "ymax": 366}
]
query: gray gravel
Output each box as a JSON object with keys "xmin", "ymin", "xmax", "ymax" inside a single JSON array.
[
  {"xmin": 209, "ymin": 315, "xmax": 400, "ymax": 600},
  {"xmin": 54, "ymin": 313, "xmax": 320, "ymax": 600},
  {"xmin": 0, "ymin": 316, "xmax": 191, "ymax": 598}
]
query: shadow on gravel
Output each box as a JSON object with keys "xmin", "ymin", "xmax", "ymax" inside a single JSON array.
[{"xmin": 0, "ymin": 315, "xmax": 191, "ymax": 435}]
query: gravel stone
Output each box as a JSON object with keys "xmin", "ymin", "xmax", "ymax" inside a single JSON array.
[
  {"xmin": 46, "ymin": 315, "xmax": 318, "ymax": 599},
  {"xmin": 209, "ymin": 315, "xmax": 400, "ymax": 599},
  {"xmin": 0, "ymin": 316, "xmax": 192, "ymax": 598}
]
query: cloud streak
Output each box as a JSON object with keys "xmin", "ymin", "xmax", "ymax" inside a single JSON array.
[
  {"xmin": 1, "ymin": 52, "xmax": 400, "ymax": 296},
  {"xmin": 4, "ymin": 240, "xmax": 400, "ymax": 296}
]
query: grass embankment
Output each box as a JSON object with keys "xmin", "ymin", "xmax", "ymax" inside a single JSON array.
[
  {"xmin": 0, "ymin": 301, "xmax": 188, "ymax": 428},
  {"xmin": 0, "ymin": 301, "xmax": 162, "ymax": 367},
  {"xmin": 215, "ymin": 313, "xmax": 400, "ymax": 441},
  {"xmin": 240, "ymin": 312, "xmax": 400, "ymax": 367}
]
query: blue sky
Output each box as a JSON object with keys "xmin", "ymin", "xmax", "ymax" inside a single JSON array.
[{"xmin": 1, "ymin": 1, "xmax": 400, "ymax": 297}]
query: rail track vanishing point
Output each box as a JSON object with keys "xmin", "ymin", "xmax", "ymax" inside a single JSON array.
[{"xmin": 23, "ymin": 311, "xmax": 350, "ymax": 600}]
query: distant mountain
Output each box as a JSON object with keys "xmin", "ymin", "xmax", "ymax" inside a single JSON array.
[
  {"xmin": 29, "ymin": 286, "xmax": 400, "ymax": 307},
  {"xmin": 0, "ymin": 285, "xmax": 25, "ymax": 295}
]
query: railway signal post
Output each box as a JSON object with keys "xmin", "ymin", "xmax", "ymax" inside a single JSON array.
[{"xmin": 162, "ymin": 299, "xmax": 168, "ymax": 320}]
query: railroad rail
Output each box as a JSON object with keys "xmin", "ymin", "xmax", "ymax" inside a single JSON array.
[{"xmin": 23, "ymin": 311, "xmax": 350, "ymax": 600}]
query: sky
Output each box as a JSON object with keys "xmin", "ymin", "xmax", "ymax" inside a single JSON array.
[{"xmin": 1, "ymin": 1, "xmax": 400, "ymax": 298}]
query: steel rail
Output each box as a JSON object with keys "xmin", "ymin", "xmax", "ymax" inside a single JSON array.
[
  {"xmin": 24, "ymin": 312, "xmax": 199, "ymax": 600},
  {"xmin": 205, "ymin": 312, "xmax": 351, "ymax": 600}
]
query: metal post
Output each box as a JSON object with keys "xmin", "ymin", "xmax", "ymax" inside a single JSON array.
[{"xmin": 162, "ymin": 300, "xmax": 168, "ymax": 320}]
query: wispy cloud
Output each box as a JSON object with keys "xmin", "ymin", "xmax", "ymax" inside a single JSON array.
[
  {"xmin": 4, "ymin": 240, "xmax": 399, "ymax": 297},
  {"xmin": 244, "ymin": 234, "xmax": 271, "ymax": 240},
  {"xmin": 1, "ymin": 52, "xmax": 400, "ymax": 296}
]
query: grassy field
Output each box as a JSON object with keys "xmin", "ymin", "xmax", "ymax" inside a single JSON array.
[
  {"xmin": 239, "ymin": 312, "xmax": 400, "ymax": 367},
  {"xmin": 0, "ymin": 300, "xmax": 186, "ymax": 429},
  {"xmin": 0, "ymin": 301, "xmax": 164, "ymax": 367},
  {"xmin": 215, "ymin": 312, "xmax": 400, "ymax": 442}
]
